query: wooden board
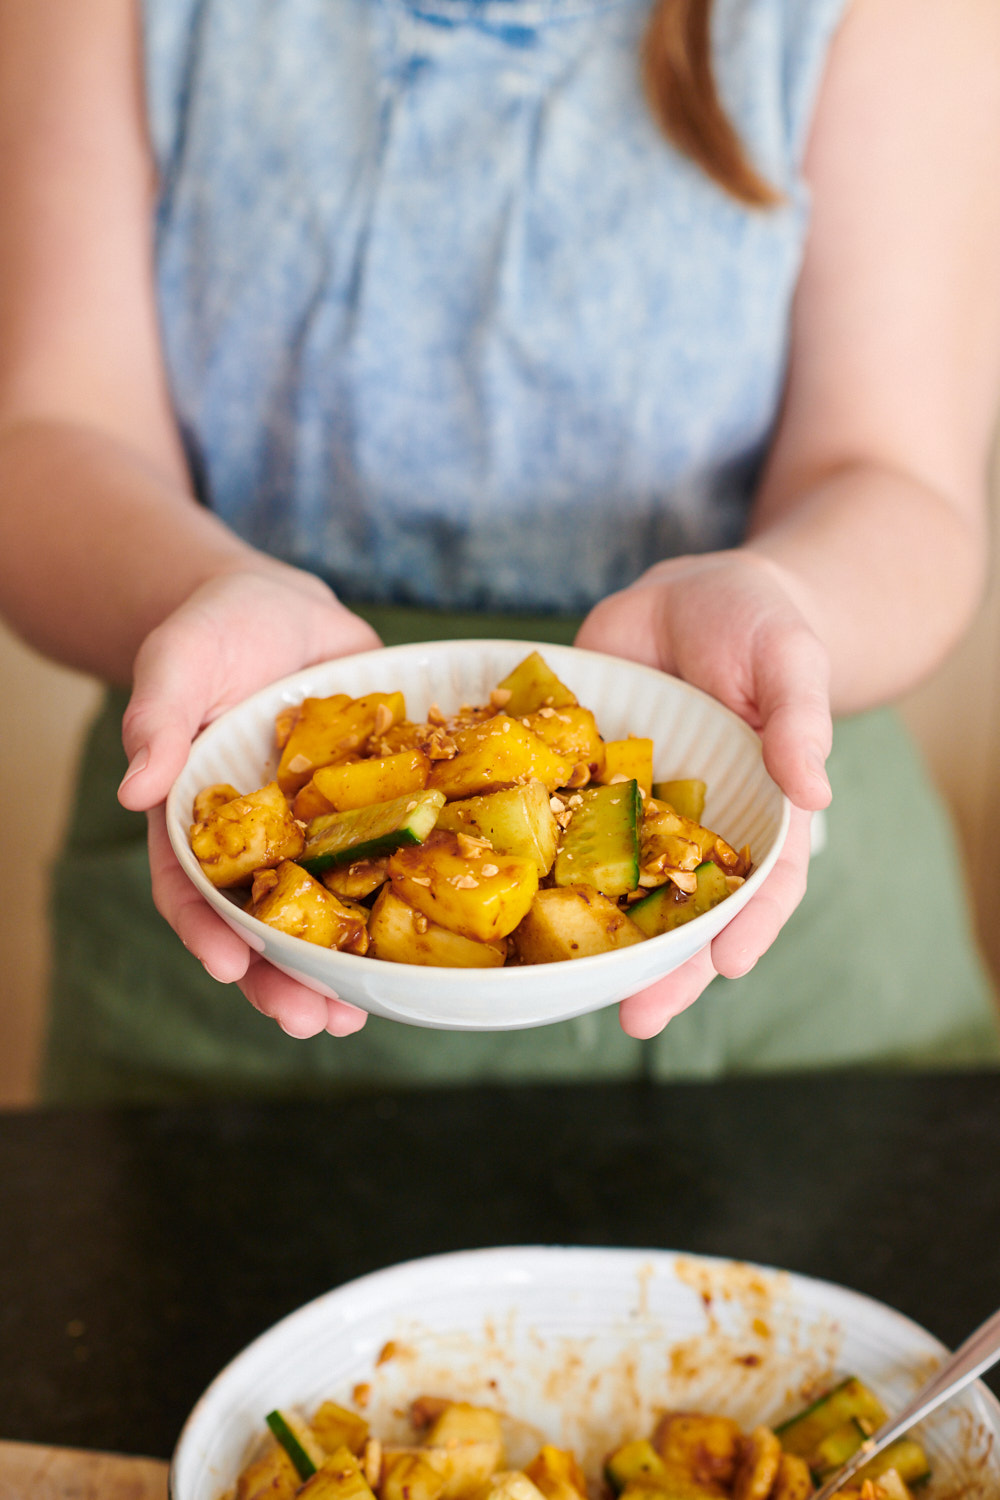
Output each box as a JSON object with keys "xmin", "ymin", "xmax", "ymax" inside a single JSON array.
[{"xmin": 0, "ymin": 1440, "xmax": 169, "ymax": 1499}]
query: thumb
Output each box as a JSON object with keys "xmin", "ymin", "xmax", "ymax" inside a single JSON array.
[{"xmin": 118, "ymin": 621, "xmax": 224, "ymax": 811}]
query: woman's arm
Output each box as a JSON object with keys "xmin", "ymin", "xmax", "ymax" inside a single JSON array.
[
  {"xmin": 578, "ymin": 0, "xmax": 1000, "ymax": 1036},
  {"xmin": 0, "ymin": 0, "xmax": 363, "ymax": 684},
  {"xmin": 0, "ymin": 0, "xmax": 378, "ymax": 1036},
  {"xmin": 746, "ymin": 0, "xmax": 1000, "ymax": 713}
]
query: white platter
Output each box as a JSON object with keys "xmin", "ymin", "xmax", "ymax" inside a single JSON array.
[
  {"xmin": 169, "ymin": 1246, "xmax": 1000, "ymax": 1500},
  {"xmin": 166, "ymin": 642, "xmax": 790, "ymax": 1030}
]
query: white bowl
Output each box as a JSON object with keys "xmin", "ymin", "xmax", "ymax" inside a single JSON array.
[
  {"xmin": 169, "ymin": 1245, "xmax": 1000, "ymax": 1500},
  {"xmin": 166, "ymin": 641, "xmax": 790, "ymax": 1030}
]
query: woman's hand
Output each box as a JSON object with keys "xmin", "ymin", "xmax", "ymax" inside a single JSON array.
[
  {"xmin": 575, "ymin": 549, "xmax": 833, "ymax": 1039},
  {"xmin": 116, "ymin": 564, "xmax": 382, "ymax": 1038}
]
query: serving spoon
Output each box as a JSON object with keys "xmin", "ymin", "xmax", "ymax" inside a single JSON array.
[{"xmin": 811, "ymin": 1303, "xmax": 1000, "ymax": 1499}]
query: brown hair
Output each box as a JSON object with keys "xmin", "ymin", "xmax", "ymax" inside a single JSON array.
[{"xmin": 642, "ymin": 0, "xmax": 781, "ymax": 207}]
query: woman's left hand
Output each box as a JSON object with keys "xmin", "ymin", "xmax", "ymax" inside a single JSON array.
[{"xmin": 574, "ymin": 548, "xmax": 833, "ymax": 1039}]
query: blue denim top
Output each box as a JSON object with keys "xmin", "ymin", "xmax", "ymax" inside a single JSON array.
[{"xmin": 142, "ymin": 0, "xmax": 847, "ymax": 614}]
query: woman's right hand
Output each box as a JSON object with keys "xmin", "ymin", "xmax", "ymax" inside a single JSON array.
[{"xmin": 116, "ymin": 563, "xmax": 383, "ymax": 1038}]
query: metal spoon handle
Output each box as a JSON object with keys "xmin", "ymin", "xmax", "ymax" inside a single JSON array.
[{"xmin": 812, "ymin": 1304, "xmax": 1000, "ymax": 1500}]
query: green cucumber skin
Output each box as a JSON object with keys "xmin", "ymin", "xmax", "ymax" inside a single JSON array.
[
  {"xmin": 629, "ymin": 861, "xmax": 729, "ymax": 937},
  {"xmin": 300, "ymin": 790, "xmax": 444, "ymax": 873},
  {"xmin": 265, "ymin": 1410, "xmax": 318, "ymax": 1480},
  {"xmin": 554, "ymin": 781, "xmax": 640, "ymax": 897},
  {"xmin": 776, "ymin": 1376, "xmax": 887, "ymax": 1457}
]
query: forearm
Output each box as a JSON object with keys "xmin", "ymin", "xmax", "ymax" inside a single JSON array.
[
  {"xmin": 745, "ymin": 459, "xmax": 990, "ymax": 716},
  {"xmin": 0, "ymin": 416, "xmax": 311, "ymax": 685}
]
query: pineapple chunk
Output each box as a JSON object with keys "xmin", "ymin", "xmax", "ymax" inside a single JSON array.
[
  {"xmin": 769, "ymin": 1453, "xmax": 814, "ymax": 1500},
  {"xmin": 427, "ymin": 717, "xmax": 573, "ymax": 799},
  {"xmin": 190, "ymin": 782, "xmax": 304, "ymax": 889},
  {"xmin": 434, "ymin": 779, "xmax": 559, "ymax": 875},
  {"xmin": 512, "ymin": 886, "xmax": 645, "ymax": 963},
  {"xmin": 192, "ymin": 782, "xmax": 242, "ymax": 822},
  {"xmin": 520, "ymin": 706, "xmax": 606, "ymax": 781},
  {"xmin": 369, "ymin": 886, "xmax": 508, "ymax": 968},
  {"xmin": 294, "ymin": 749, "xmax": 431, "ymax": 819},
  {"xmin": 380, "ymin": 1453, "xmax": 448, "ymax": 1500},
  {"xmin": 277, "ymin": 692, "xmax": 406, "ymax": 796},
  {"xmin": 322, "ymin": 857, "xmax": 390, "ymax": 901},
  {"xmin": 596, "ymin": 737, "xmax": 654, "ymax": 799},
  {"xmin": 476, "ymin": 1474, "xmax": 547, "ymax": 1500},
  {"xmin": 311, "ymin": 1402, "xmax": 370, "ymax": 1456},
  {"xmin": 493, "ymin": 651, "xmax": 578, "ymax": 715},
  {"xmin": 235, "ymin": 1444, "xmax": 300, "ymax": 1500},
  {"xmin": 388, "ymin": 830, "xmax": 539, "ymax": 942},
  {"xmin": 248, "ymin": 862, "xmax": 370, "ymax": 953},
  {"xmin": 298, "ymin": 1447, "xmax": 378, "ymax": 1500},
  {"xmin": 523, "ymin": 1446, "xmax": 588, "ymax": 1500},
  {"xmin": 423, "ymin": 1402, "xmax": 503, "ymax": 1452},
  {"xmin": 654, "ymin": 1412, "xmax": 744, "ymax": 1489}
]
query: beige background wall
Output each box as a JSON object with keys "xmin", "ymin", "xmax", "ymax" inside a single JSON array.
[{"xmin": 2, "ymin": 449, "xmax": 999, "ymax": 1105}]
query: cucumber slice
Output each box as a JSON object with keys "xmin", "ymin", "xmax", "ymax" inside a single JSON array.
[
  {"xmin": 265, "ymin": 1409, "xmax": 322, "ymax": 1480},
  {"xmin": 629, "ymin": 860, "xmax": 731, "ymax": 937},
  {"xmin": 300, "ymin": 789, "xmax": 445, "ymax": 874},
  {"xmin": 650, "ymin": 778, "xmax": 706, "ymax": 822},
  {"xmin": 554, "ymin": 781, "xmax": 640, "ymax": 897},
  {"xmin": 776, "ymin": 1377, "xmax": 888, "ymax": 1458},
  {"xmin": 604, "ymin": 1440, "xmax": 666, "ymax": 1493}
]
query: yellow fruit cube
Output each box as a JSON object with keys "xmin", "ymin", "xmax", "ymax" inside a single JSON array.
[
  {"xmin": 521, "ymin": 706, "xmax": 606, "ymax": 781},
  {"xmin": 388, "ymin": 830, "xmax": 539, "ymax": 942},
  {"xmin": 369, "ymin": 887, "xmax": 508, "ymax": 968},
  {"xmin": 434, "ymin": 779, "xmax": 559, "ymax": 875},
  {"xmin": 512, "ymin": 886, "xmax": 645, "ymax": 963},
  {"xmin": 493, "ymin": 651, "xmax": 578, "ymax": 715},
  {"xmin": 277, "ymin": 692, "xmax": 406, "ymax": 796},
  {"xmin": 597, "ymin": 737, "xmax": 654, "ymax": 799},
  {"xmin": 190, "ymin": 781, "xmax": 304, "ymax": 888},
  {"xmin": 427, "ymin": 717, "xmax": 573, "ymax": 799},
  {"xmin": 248, "ymin": 861, "xmax": 369, "ymax": 953}
]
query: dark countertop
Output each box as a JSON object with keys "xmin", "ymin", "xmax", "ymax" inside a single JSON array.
[{"xmin": 2, "ymin": 1071, "xmax": 999, "ymax": 1461}]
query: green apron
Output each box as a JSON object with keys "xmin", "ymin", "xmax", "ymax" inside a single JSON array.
[{"xmin": 42, "ymin": 608, "xmax": 1000, "ymax": 1103}]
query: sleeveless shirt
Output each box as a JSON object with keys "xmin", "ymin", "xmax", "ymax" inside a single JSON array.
[{"xmin": 141, "ymin": 0, "xmax": 848, "ymax": 616}]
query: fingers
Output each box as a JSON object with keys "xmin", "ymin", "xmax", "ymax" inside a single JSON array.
[
  {"xmin": 709, "ymin": 805, "xmax": 812, "ymax": 978},
  {"xmin": 147, "ymin": 806, "xmax": 251, "ymax": 981},
  {"xmin": 118, "ymin": 612, "xmax": 232, "ymax": 811},
  {"xmin": 618, "ymin": 944, "xmax": 719, "ymax": 1038},
  {"xmin": 619, "ymin": 804, "xmax": 813, "ymax": 1037},
  {"xmin": 118, "ymin": 572, "xmax": 384, "ymax": 814},
  {"xmin": 751, "ymin": 626, "xmax": 833, "ymax": 811},
  {"xmin": 237, "ymin": 957, "xmax": 369, "ymax": 1038},
  {"xmin": 148, "ymin": 807, "xmax": 368, "ymax": 1038}
]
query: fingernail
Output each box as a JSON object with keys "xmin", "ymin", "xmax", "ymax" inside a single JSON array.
[
  {"xmin": 202, "ymin": 959, "xmax": 229, "ymax": 984},
  {"xmin": 118, "ymin": 745, "xmax": 150, "ymax": 792}
]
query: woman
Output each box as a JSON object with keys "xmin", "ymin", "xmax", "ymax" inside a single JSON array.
[{"xmin": 0, "ymin": 0, "xmax": 998, "ymax": 1100}]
